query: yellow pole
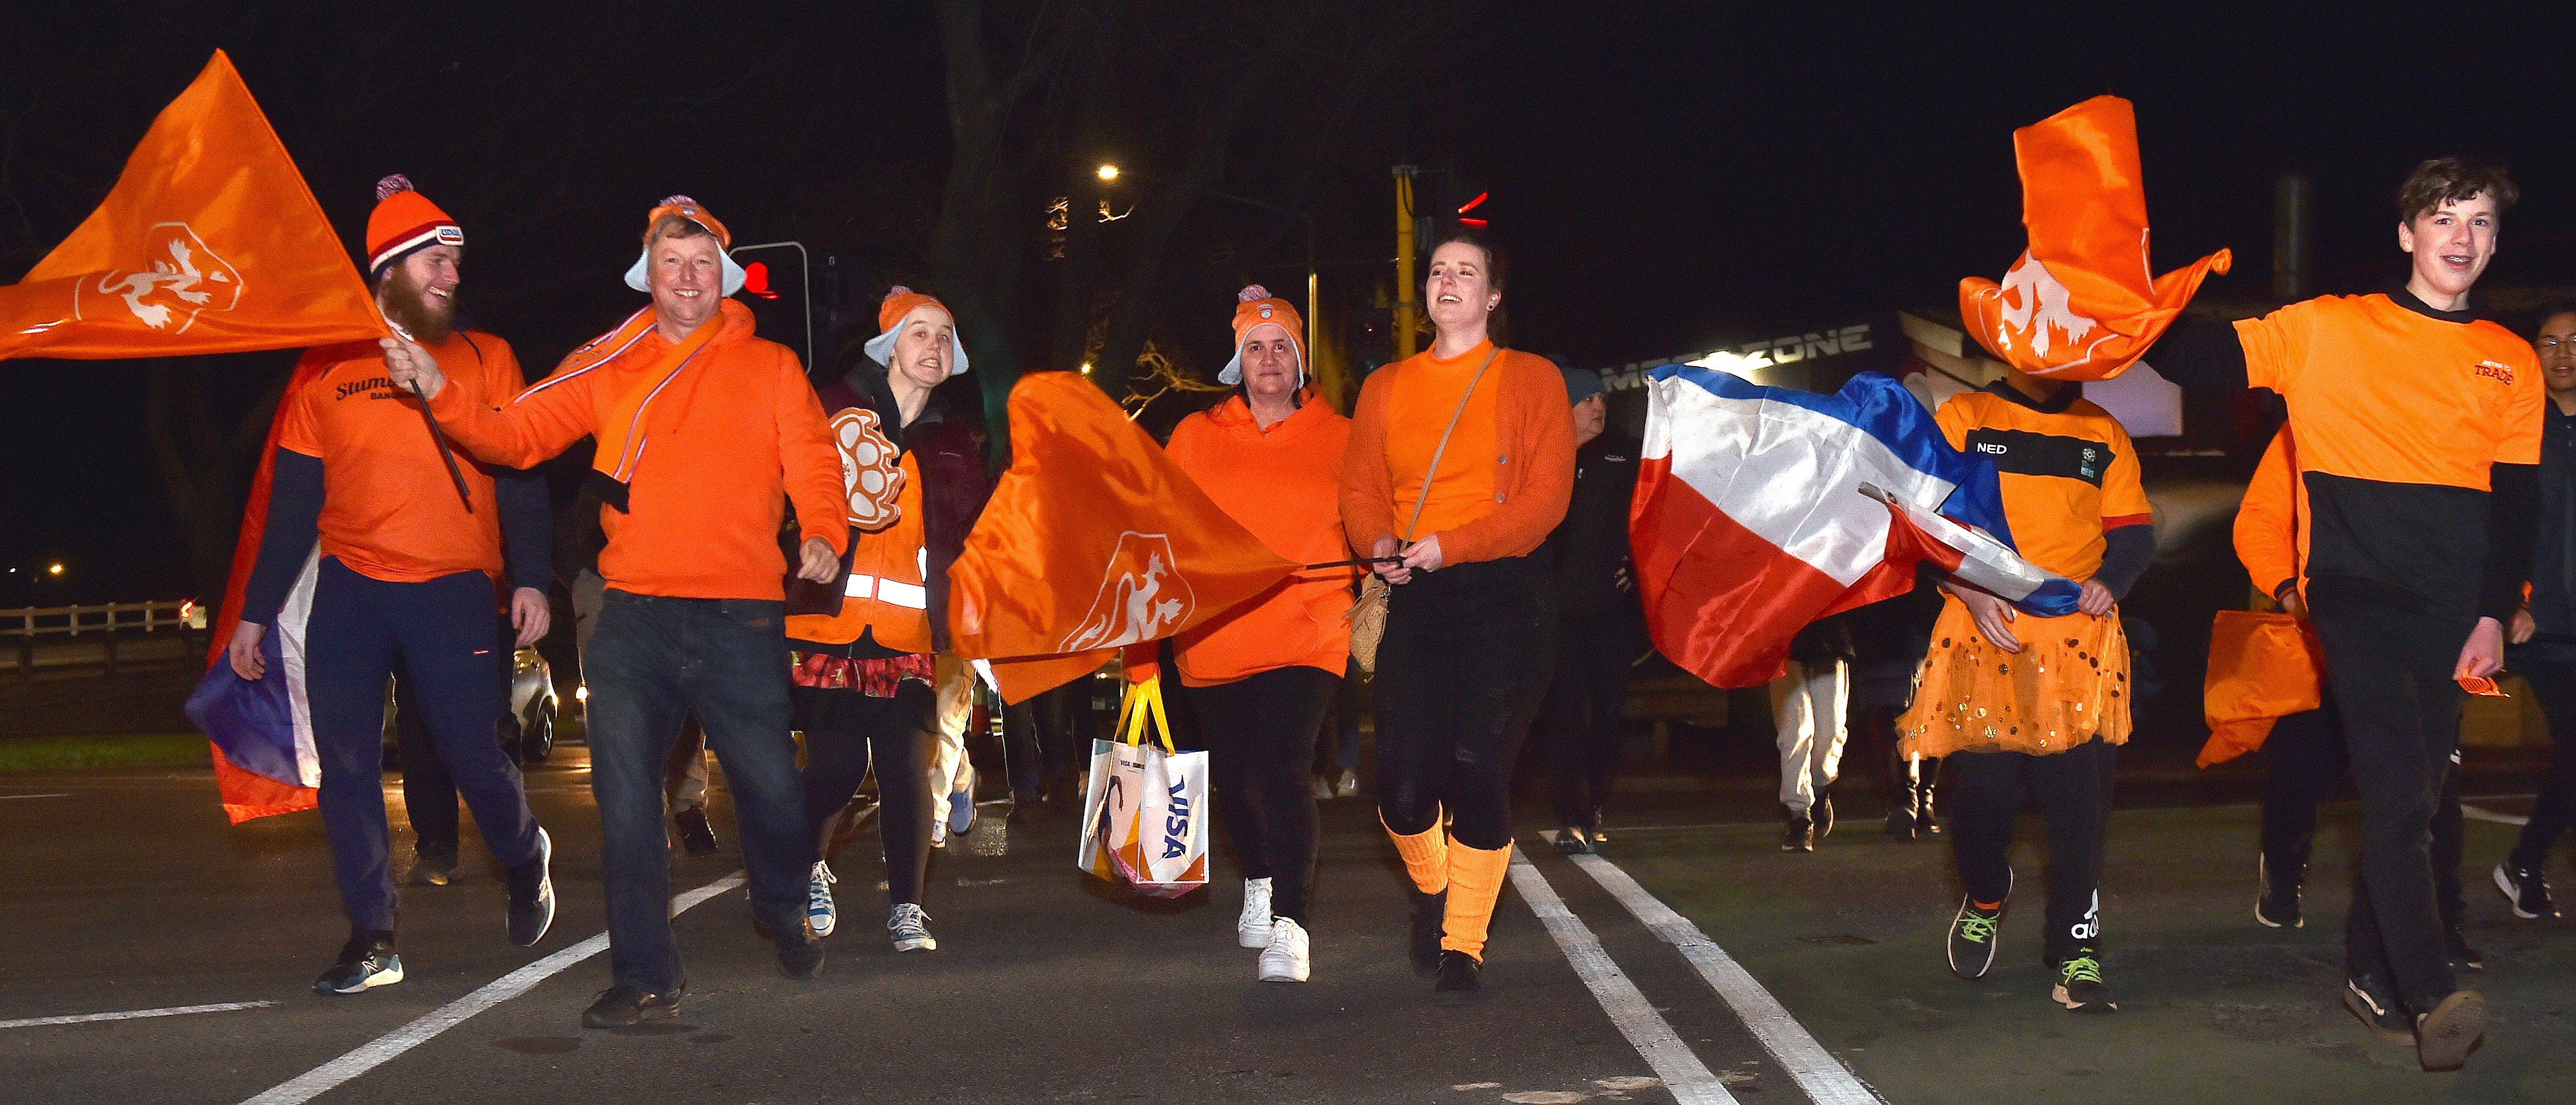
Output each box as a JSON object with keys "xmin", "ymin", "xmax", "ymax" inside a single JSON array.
[{"xmin": 1394, "ymin": 167, "xmax": 1417, "ymax": 361}]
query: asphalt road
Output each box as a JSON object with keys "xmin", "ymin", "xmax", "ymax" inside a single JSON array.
[{"xmin": 5, "ymin": 747, "xmax": 2573, "ymax": 1103}]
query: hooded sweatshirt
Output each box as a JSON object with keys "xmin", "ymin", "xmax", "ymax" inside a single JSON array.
[
  {"xmin": 1159, "ymin": 393, "xmax": 1356, "ymax": 686},
  {"xmin": 425, "ymin": 299, "xmax": 846, "ymax": 600}
]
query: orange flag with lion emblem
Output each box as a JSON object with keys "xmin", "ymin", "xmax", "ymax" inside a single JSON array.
[
  {"xmin": 1958, "ymin": 95, "xmax": 2231, "ymax": 381},
  {"xmin": 949, "ymin": 371, "xmax": 1295, "ymax": 703},
  {"xmin": 0, "ymin": 50, "xmax": 384, "ymax": 360}
]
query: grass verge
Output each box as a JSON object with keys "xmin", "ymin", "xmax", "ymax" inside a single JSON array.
[{"xmin": 0, "ymin": 733, "xmax": 209, "ymax": 772}]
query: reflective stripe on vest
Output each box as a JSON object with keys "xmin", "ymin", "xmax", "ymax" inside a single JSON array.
[{"xmin": 842, "ymin": 548, "xmax": 929, "ymax": 609}]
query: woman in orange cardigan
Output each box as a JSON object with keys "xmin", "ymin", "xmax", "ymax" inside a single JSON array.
[
  {"xmin": 1341, "ymin": 232, "xmax": 1575, "ymax": 1003},
  {"xmin": 1149, "ymin": 287, "xmax": 1354, "ymax": 985}
]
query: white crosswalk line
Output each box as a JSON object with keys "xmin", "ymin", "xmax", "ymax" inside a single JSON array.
[
  {"xmin": 0, "ymin": 1000, "xmax": 275, "ymax": 1029},
  {"xmin": 1571, "ymin": 852, "xmax": 1880, "ymax": 1104},
  {"xmin": 242, "ymin": 871, "xmax": 746, "ymax": 1105},
  {"xmin": 1507, "ymin": 851, "xmax": 1737, "ymax": 1104}
]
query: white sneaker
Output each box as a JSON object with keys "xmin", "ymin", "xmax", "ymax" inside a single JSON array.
[
  {"xmin": 1259, "ymin": 918, "xmax": 1310, "ymax": 983},
  {"xmin": 889, "ymin": 903, "xmax": 937, "ymax": 952},
  {"xmin": 806, "ymin": 861, "xmax": 837, "ymax": 938},
  {"xmin": 1335, "ymin": 769, "xmax": 1359, "ymax": 798},
  {"xmin": 1238, "ymin": 877, "xmax": 1274, "ymax": 948},
  {"xmin": 1311, "ymin": 776, "xmax": 1335, "ymax": 800}
]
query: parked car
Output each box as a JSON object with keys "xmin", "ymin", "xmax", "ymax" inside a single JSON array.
[{"xmin": 380, "ymin": 646, "xmax": 561, "ymax": 767}]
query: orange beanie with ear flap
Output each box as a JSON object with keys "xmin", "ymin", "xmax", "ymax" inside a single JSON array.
[{"xmin": 1219, "ymin": 284, "xmax": 1305, "ymax": 387}]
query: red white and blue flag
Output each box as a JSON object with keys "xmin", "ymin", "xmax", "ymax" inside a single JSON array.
[{"xmin": 1631, "ymin": 365, "xmax": 2078, "ymax": 689}]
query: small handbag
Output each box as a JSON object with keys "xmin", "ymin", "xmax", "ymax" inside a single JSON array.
[{"xmin": 1347, "ymin": 347, "xmax": 1502, "ymax": 672}]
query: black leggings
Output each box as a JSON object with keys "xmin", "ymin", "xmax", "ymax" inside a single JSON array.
[
  {"xmin": 1178, "ymin": 665, "xmax": 1339, "ymax": 924},
  {"xmin": 2511, "ymin": 657, "xmax": 2576, "ymax": 870},
  {"xmin": 1375, "ymin": 556, "xmax": 1556, "ymax": 851},
  {"xmin": 1947, "ymin": 738, "xmax": 2116, "ymax": 964},
  {"xmin": 1540, "ymin": 611, "xmax": 1635, "ymax": 825},
  {"xmin": 796, "ymin": 679, "xmax": 936, "ymax": 907}
]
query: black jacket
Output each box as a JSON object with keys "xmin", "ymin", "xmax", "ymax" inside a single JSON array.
[{"xmin": 1546, "ymin": 429, "xmax": 1643, "ymax": 623}]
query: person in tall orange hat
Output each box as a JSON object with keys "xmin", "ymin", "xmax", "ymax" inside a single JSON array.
[
  {"xmin": 1133, "ymin": 286, "xmax": 1354, "ymax": 983},
  {"xmin": 228, "ymin": 175, "xmax": 556, "ymax": 996},
  {"xmin": 788, "ymin": 287, "xmax": 991, "ymax": 956},
  {"xmin": 385, "ymin": 196, "xmax": 847, "ymax": 1029}
]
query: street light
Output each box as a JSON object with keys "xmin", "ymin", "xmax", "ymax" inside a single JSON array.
[
  {"xmin": 1096, "ymin": 163, "xmax": 1121, "ymax": 182},
  {"xmin": 47, "ymin": 563, "xmax": 63, "ymax": 576}
]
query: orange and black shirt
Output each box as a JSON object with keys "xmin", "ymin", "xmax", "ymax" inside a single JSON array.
[
  {"xmin": 1934, "ymin": 383, "xmax": 2152, "ymax": 583},
  {"xmin": 2232, "ymin": 288, "xmax": 2543, "ymax": 620}
]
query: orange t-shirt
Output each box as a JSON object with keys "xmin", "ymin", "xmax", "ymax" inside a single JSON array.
[
  {"xmin": 1163, "ymin": 395, "xmax": 1356, "ymax": 686},
  {"xmin": 2232, "ymin": 427, "xmax": 2308, "ymax": 602},
  {"xmin": 278, "ymin": 331, "xmax": 521, "ymax": 583},
  {"xmin": 1935, "ymin": 386, "xmax": 2151, "ymax": 581}
]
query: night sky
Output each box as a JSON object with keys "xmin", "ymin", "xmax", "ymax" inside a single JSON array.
[{"xmin": 4, "ymin": 3, "xmax": 2568, "ymax": 604}]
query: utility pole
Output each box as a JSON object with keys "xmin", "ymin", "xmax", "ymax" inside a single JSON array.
[{"xmin": 1393, "ymin": 165, "xmax": 1418, "ymax": 361}]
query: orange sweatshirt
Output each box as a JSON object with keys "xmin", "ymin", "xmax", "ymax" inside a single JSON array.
[
  {"xmin": 2233, "ymin": 426, "xmax": 2308, "ymax": 604},
  {"xmin": 1341, "ymin": 342, "xmax": 1575, "ymax": 565},
  {"xmin": 1157, "ymin": 395, "xmax": 1357, "ymax": 686},
  {"xmin": 426, "ymin": 300, "xmax": 847, "ymax": 600}
]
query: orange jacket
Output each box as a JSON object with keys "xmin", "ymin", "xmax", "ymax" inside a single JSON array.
[
  {"xmin": 1152, "ymin": 395, "xmax": 1357, "ymax": 686},
  {"xmin": 1341, "ymin": 342, "xmax": 1575, "ymax": 565},
  {"xmin": 426, "ymin": 299, "xmax": 846, "ymax": 600},
  {"xmin": 787, "ymin": 426, "xmax": 932, "ymax": 655},
  {"xmin": 2233, "ymin": 427, "xmax": 2308, "ymax": 604}
]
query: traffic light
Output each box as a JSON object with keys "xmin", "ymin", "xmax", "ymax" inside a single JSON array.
[
  {"xmin": 1456, "ymin": 191, "xmax": 1489, "ymax": 230},
  {"xmin": 730, "ymin": 242, "xmax": 811, "ymax": 370}
]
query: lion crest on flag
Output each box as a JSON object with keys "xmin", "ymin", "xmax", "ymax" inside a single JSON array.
[
  {"xmin": 1060, "ymin": 532, "xmax": 1195, "ymax": 652},
  {"xmin": 78, "ymin": 222, "xmax": 242, "ymax": 333}
]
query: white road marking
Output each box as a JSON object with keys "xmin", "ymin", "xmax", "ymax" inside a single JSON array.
[
  {"xmin": 242, "ymin": 871, "xmax": 746, "ymax": 1105},
  {"xmin": 0, "ymin": 793, "xmax": 72, "ymax": 801},
  {"xmin": 0, "ymin": 1000, "xmax": 275, "ymax": 1029},
  {"xmin": 2460, "ymin": 803, "xmax": 2531, "ymax": 827},
  {"xmin": 1569, "ymin": 853, "xmax": 1881, "ymax": 1105},
  {"xmin": 1506, "ymin": 852, "xmax": 1736, "ymax": 1105}
]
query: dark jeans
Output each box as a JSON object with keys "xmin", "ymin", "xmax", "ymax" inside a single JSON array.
[
  {"xmin": 1376, "ymin": 556, "xmax": 1556, "ymax": 851},
  {"xmin": 2306, "ymin": 577, "xmax": 2469, "ymax": 1012},
  {"xmin": 305, "ymin": 560, "xmax": 540, "ymax": 932},
  {"xmin": 2510, "ymin": 657, "xmax": 2576, "ymax": 870},
  {"xmin": 391, "ymin": 623, "xmax": 521, "ymax": 858},
  {"xmin": 1540, "ymin": 611, "xmax": 1634, "ymax": 825},
  {"xmin": 1180, "ymin": 665, "xmax": 1339, "ymax": 924},
  {"xmin": 1947, "ymin": 738, "xmax": 2115, "ymax": 965},
  {"xmin": 797, "ymin": 679, "xmax": 936, "ymax": 907},
  {"xmin": 1006, "ymin": 682, "xmax": 1086, "ymax": 802},
  {"xmin": 586, "ymin": 591, "xmax": 811, "ymax": 993}
]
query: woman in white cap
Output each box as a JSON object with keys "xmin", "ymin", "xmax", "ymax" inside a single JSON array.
[
  {"xmin": 1135, "ymin": 286, "xmax": 1354, "ymax": 982},
  {"xmin": 786, "ymin": 288, "xmax": 991, "ymax": 954}
]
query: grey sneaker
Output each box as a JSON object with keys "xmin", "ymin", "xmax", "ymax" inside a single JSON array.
[
  {"xmin": 889, "ymin": 903, "xmax": 937, "ymax": 952},
  {"xmin": 806, "ymin": 861, "xmax": 837, "ymax": 938}
]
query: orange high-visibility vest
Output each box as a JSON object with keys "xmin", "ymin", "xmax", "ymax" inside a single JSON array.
[{"xmin": 787, "ymin": 449, "xmax": 932, "ymax": 655}]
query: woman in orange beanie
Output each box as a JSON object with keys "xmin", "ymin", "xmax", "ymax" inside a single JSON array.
[
  {"xmin": 1143, "ymin": 286, "xmax": 1354, "ymax": 983},
  {"xmin": 1340, "ymin": 232, "xmax": 1574, "ymax": 1003}
]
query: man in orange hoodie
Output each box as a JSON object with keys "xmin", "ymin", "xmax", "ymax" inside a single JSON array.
[{"xmin": 385, "ymin": 197, "xmax": 847, "ymax": 1029}]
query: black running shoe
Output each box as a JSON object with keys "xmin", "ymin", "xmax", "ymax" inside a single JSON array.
[
  {"xmin": 2415, "ymin": 990, "xmax": 2487, "ymax": 1072},
  {"xmin": 2255, "ymin": 855, "xmax": 2302, "ymax": 930},
  {"xmin": 675, "ymin": 806, "xmax": 719, "ymax": 857},
  {"xmin": 1408, "ymin": 887, "xmax": 1446, "ymax": 977},
  {"xmin": 314, "ymin": 930, "xmax": 402, "ymax": 995},
  {"xmin": 2342, "ymin": 973, "xmax": 2414, "ymax": 1048},
  {"xmin": 1813, "ymin": 793, "xmax": 1834, "ymax": 842},
  {"xmin": 1885, "ymin": 797, "xmax": 1918, "ymax": 840},
  {"xmin": 1947, "ymin": 897, "xmax": 2002, "ymax": 979},
  {"xmin": 582, "ymin": 985, "xmax": 681, "ymax": 1029},
  {"xmin": 2494, "ymin": 862, "xmax": 2557, "ymax": 919},
  {"xmin": 1431, "ymin": 950, "xmax": 1483, "ymax": 1005},
  {"xmin": 2052, "ymin": 951, "xmax": 2116, "ymax": 1013},
  {"xmin": 1553, "ymin": 825, "xmax": 1593, "ymax": 855},
  {"xmin": 406, "ymin": 844, "xmax": 457, "ymax": 888},
  {"xmin": 2446, "ymin": 928, "xmax": 2484, "ymax": 972},
  {"xmin": 1782, "ymin": 810, "xmax": 1814, "ymax": 852},
  {"xmin": 506, "ymin": 828, "xmax": 555, "ymax": 948}
]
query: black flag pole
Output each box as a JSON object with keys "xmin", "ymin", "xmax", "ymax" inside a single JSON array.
[{"xmin": 388, "ymin": 322, "xmax": 475, "ymax": 513}]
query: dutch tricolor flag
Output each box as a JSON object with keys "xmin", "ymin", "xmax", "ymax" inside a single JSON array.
[{"xmin": 1631, "ymin": 365, "xmax": 2079, "ymax": 689}]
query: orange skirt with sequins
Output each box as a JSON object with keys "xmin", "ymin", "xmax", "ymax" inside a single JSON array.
[{"xmin": 1897, "ymin": 594, "xmax": 2131, "ymax": 758}]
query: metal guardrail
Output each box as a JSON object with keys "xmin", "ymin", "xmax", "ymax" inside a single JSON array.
[
  {"xmin": 0, "ymin": 600, "xmax": 209, "ymax": 682},
  {"xmin": 1, "ymin": 599, "xmax": 206, "ymax": 638}
]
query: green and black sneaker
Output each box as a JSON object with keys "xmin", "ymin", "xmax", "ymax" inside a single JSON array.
[
  {"xmin": 2053, "ymin": 951, "xmax": 2117, "ymax": 1013},
  {"xmin": 1946, "ymin": 896, "xmax": 2003, "ymax": 979}
]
